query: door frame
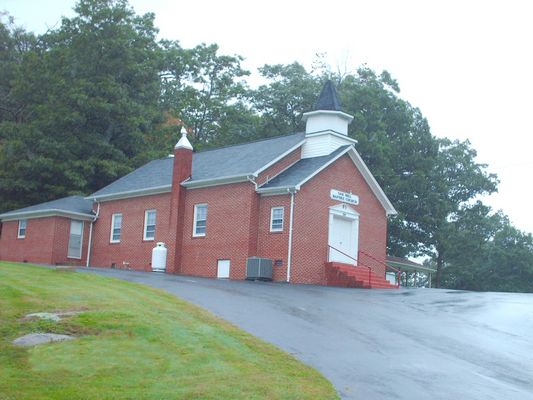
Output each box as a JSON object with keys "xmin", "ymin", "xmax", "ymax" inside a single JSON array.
[{"xmin": 328, "ymin": 204, "xmax": 359, "ymax": 264}]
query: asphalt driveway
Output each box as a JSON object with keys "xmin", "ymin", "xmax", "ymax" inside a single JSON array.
[{"xmin": 80, "ymin": 268, "xmax": 533, "ymax": 400}]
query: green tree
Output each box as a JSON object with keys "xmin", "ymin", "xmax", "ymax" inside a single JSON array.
[
  {"xmin": 0, "ymin": 0, "xmax": 163, "ymax": 212},
  {"xmin": 0, "ymin": 13, "xmax": 37, "ymax": 124},
  {"xmin": 251, "ymin": 62, "xmax": 321, "ymax": 137},
  {"xmin": 338, "ymin": 67, "xmax": 439, "ymax": 257},
  {"xmin": 159, "ymin": 41, "xmax": 253, "ymax": 149},
  {"xmin": 441, "ymin": 207, "xmax": 533, "ymax": 293},
  {"xmin": 421, "ymin": 139, "xmax": 498, "ymax": 287}
]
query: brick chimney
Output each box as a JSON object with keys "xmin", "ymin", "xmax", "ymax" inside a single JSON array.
[
  {"xmin": 172, "ymin": 127, "xmax": 193, "ymax": 186},
  {"xmin": 169, "ymin": 127, "xmax": 193, "ymax": 273}
]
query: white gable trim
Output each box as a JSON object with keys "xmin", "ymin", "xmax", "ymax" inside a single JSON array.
[
  {"xmin": 252, "ymin": 140, "xmax": 305, "ymax": 176},
  {"xmin": 260, "ymin": 146, "xmax": 397, "ymax": 215},
  {"xmin": 345, "ymin": 148, "xmax": 397, "ymax": 215}
]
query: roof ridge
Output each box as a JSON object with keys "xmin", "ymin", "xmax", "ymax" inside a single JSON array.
[{"xmin": 194, "ymin": 132, "xmax": 304, "ymax": 154}]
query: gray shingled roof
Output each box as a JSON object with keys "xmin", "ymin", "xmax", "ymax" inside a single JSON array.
[
  {"xmin": 0, "ymin": 196, "xmax": 94, "ymax": 219},
  {"xmin": 260, "ymin": 145, "xmax": 351, "ymax": 189},
  {"xmin": 90, "ymin": 132, "xmax": 306, "ymax": 199},
  {"xmin": 314, "ymin": 80, "xmax": 342, "ymax": 111},
  {"xmin": 89, "ymin": 157, "xmax": 174, "ymax": 199}
]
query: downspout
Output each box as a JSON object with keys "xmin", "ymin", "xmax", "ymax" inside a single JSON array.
[
  {"xmin": 286, "ymin": 188, "xmax": 296, "ymax": 283},
  {"xmin": 86, "ymin": 201, "xmax": 100, "ymax": 268},
  {"xmin": 246, "ymin": 175, "xmax": 258, "ymax": 190}
]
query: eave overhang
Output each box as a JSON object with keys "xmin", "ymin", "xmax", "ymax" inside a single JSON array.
[{"xmin": 0, "ymin": 209, "xmax": 95, "ymax": 222}]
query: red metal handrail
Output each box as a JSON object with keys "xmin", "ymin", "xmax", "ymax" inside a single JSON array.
[
  {"xmin": 327, "ymin": 244, "xmax": 357, "ymax": 264},
  {"xmin": 327, "ymin": 245, "xmax": 371, "ymax": 287},
  {"xmin": 358, "ymin": 250, "xmax": 400, "ymax": 288}
]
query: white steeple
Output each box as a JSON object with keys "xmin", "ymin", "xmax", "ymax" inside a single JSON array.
[
  {"xmin": 302, "ymin": 80, "xmax": 354, "ymax": 136},
  {"xmin": 175, "ymin": 126, "xmax": 193, "ymax": 150},
  {"xmin": 301, "ymin": 81, "xmax": 356, "ymax": 158}
]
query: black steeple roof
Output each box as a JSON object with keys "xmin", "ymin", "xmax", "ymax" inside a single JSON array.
[{"xmin": 313, "ymin": 80, "xmax": 342, "ymax": 111}]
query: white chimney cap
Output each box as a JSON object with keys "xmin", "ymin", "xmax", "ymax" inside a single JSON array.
[{"xmin": 175, "ymin": 127, "xmax": 193, "ymax": 150}]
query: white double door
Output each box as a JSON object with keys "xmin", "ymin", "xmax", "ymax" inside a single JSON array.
[{"xmin": 328, "ymin": 205, "xmax": 359, "ymax": 265}]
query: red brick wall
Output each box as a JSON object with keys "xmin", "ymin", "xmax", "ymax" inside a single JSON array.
[
  {"xmin": 256, "ymin": 147, "xmax": 301, "ymax": 186},
  {"xmin": 256, "ymin": 194, "xmax": 291, "ymax": 281},
  {"xmin": 86, "ymin": 152, "xmax": 387, "ymax": 285},
  {"xmin": 180, "ymin": 182, "xmax": 257, "ymax": 279},
  {"xmin": 0, "ymin": 216, "xmax": 89, "ymax": 265},
  {"xmin": 0, "ymin": 145, "xmax": 389, "ymax": 284},
  {"xmin": 0, "ymin": 219, "xmax": 54, "ymax": 263},
  {"xmin": 51, "ymin": 217, "xmax": 90, "ymax": 266},
  {"xmin": 89, "ymin": 193, "xmax": 175, "ymax": 271},
  {"xmin": 290, "ymin": 154, "xmax": 388, "ymax": 284}
]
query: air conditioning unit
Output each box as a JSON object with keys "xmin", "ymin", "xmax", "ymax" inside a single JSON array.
[{"xmin": 246, "ymin": 257, "xmax": 273, "ymax": 281}]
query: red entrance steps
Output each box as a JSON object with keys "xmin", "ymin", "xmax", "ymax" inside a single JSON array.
[{"xmin": 325, "ymin": 262, "xmax": 398, "ymax": 289}]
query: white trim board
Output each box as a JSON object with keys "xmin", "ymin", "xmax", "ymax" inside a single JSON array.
[
  {"xmin": 182, "ymin": 175, "xmax": 250, "ymax": 189},
  {"xmin": 0, "ymin": 209, "xmax": 95, "ymax": 222},
  {"xmin": 86, "ymin": 185, "xmax": 172, "ymax": 202}
]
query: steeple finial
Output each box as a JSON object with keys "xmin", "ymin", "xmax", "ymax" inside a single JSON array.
[
  {"xmin": 314, "ymin": 80, "xmax": 342, "ymax": 111},
  {"xmin": 175, "ymin": 126, "xmax": 193, "ymax": 150}
]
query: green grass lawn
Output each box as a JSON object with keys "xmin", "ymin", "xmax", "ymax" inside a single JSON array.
[{"xmin": 0, "ymin": 262, "xmax": 338, "ymax": 399}]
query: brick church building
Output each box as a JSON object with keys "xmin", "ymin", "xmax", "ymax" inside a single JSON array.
[{"xmin": 0, "ymin": 82, "xmax": 398, "ymax": 288}]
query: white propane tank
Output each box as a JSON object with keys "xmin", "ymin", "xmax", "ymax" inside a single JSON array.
[{"xmin": 151, "ymin": 242, "xmax": 167, "ymax": 272}]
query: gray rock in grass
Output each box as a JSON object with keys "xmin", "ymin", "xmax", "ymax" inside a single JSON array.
[{"xmin": 12, "ymin": 333, "xmax": 75, "ymax": 347}]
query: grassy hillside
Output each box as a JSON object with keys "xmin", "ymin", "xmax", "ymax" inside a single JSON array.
[{"xmin": 0, "ymin": 262, "xmax": 338, "ymax": 399}]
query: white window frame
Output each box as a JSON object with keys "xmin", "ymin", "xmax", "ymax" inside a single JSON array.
[
  {"xmin": 143, "ymin": 209, "xmax": 157, "ymax": 241},
  {"xmin": 67, "ymin": 220, "xmax": 84, "ymax": 259},
  {"xmin": 192, "ymin": 204, "xmax": 207, "ymax": 237},
  {"xmin": 17, "ymin": 219, "xmax": 27, "ymax": 239},
  {"xmin": 270, "ymin": 207, "xmax": 284, "ymax": 232},
  {"xmin": 110, "ymin": 213, "xmax": 122, "ymax": 243}
]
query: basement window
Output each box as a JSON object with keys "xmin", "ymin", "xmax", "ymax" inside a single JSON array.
[
  {"xmin": 193, "ymin": 204, "xmax": 207, "ymax": 237},
  {"xmin": 17, "ymin": 219, "xmax": 27, "ymax": 239},
  {"xmin": 144, "ymin": 210, "xmax": 156, "ymax": 241},
  {"xmin": 110, "ymin": 213, "xmax": 122, "ymax": 243},
  {"xmin": 270, "ymin": 207, "xmax": 284, "ymax": 232}
]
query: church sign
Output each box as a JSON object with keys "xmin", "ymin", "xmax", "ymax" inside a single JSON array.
[{"xmin": 330, "ymin": 189, "xmax": 359, "ymax": 205}]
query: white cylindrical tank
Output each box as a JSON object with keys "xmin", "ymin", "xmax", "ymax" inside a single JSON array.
[{"xmin": 151, "ymin": 242, "xmax": 167, "ymax": 272}]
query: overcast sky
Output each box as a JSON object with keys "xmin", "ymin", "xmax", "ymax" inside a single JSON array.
[{"xmin": 4, "ymin": 0, "xmax": 533, "ymax": 233}]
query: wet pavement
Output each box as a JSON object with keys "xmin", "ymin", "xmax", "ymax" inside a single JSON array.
[{"xmin": 79, "ymin": 268, "xmax": 533, "ymax": 400}]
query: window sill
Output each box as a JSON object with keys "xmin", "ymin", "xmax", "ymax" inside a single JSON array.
[
  {"xmin": 269, "ymin": 230, "xmax": 284, "ymax": 234},
  {"xmin": 109, "ymin": 241, "xmax": 121, "ymax": 245}
]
